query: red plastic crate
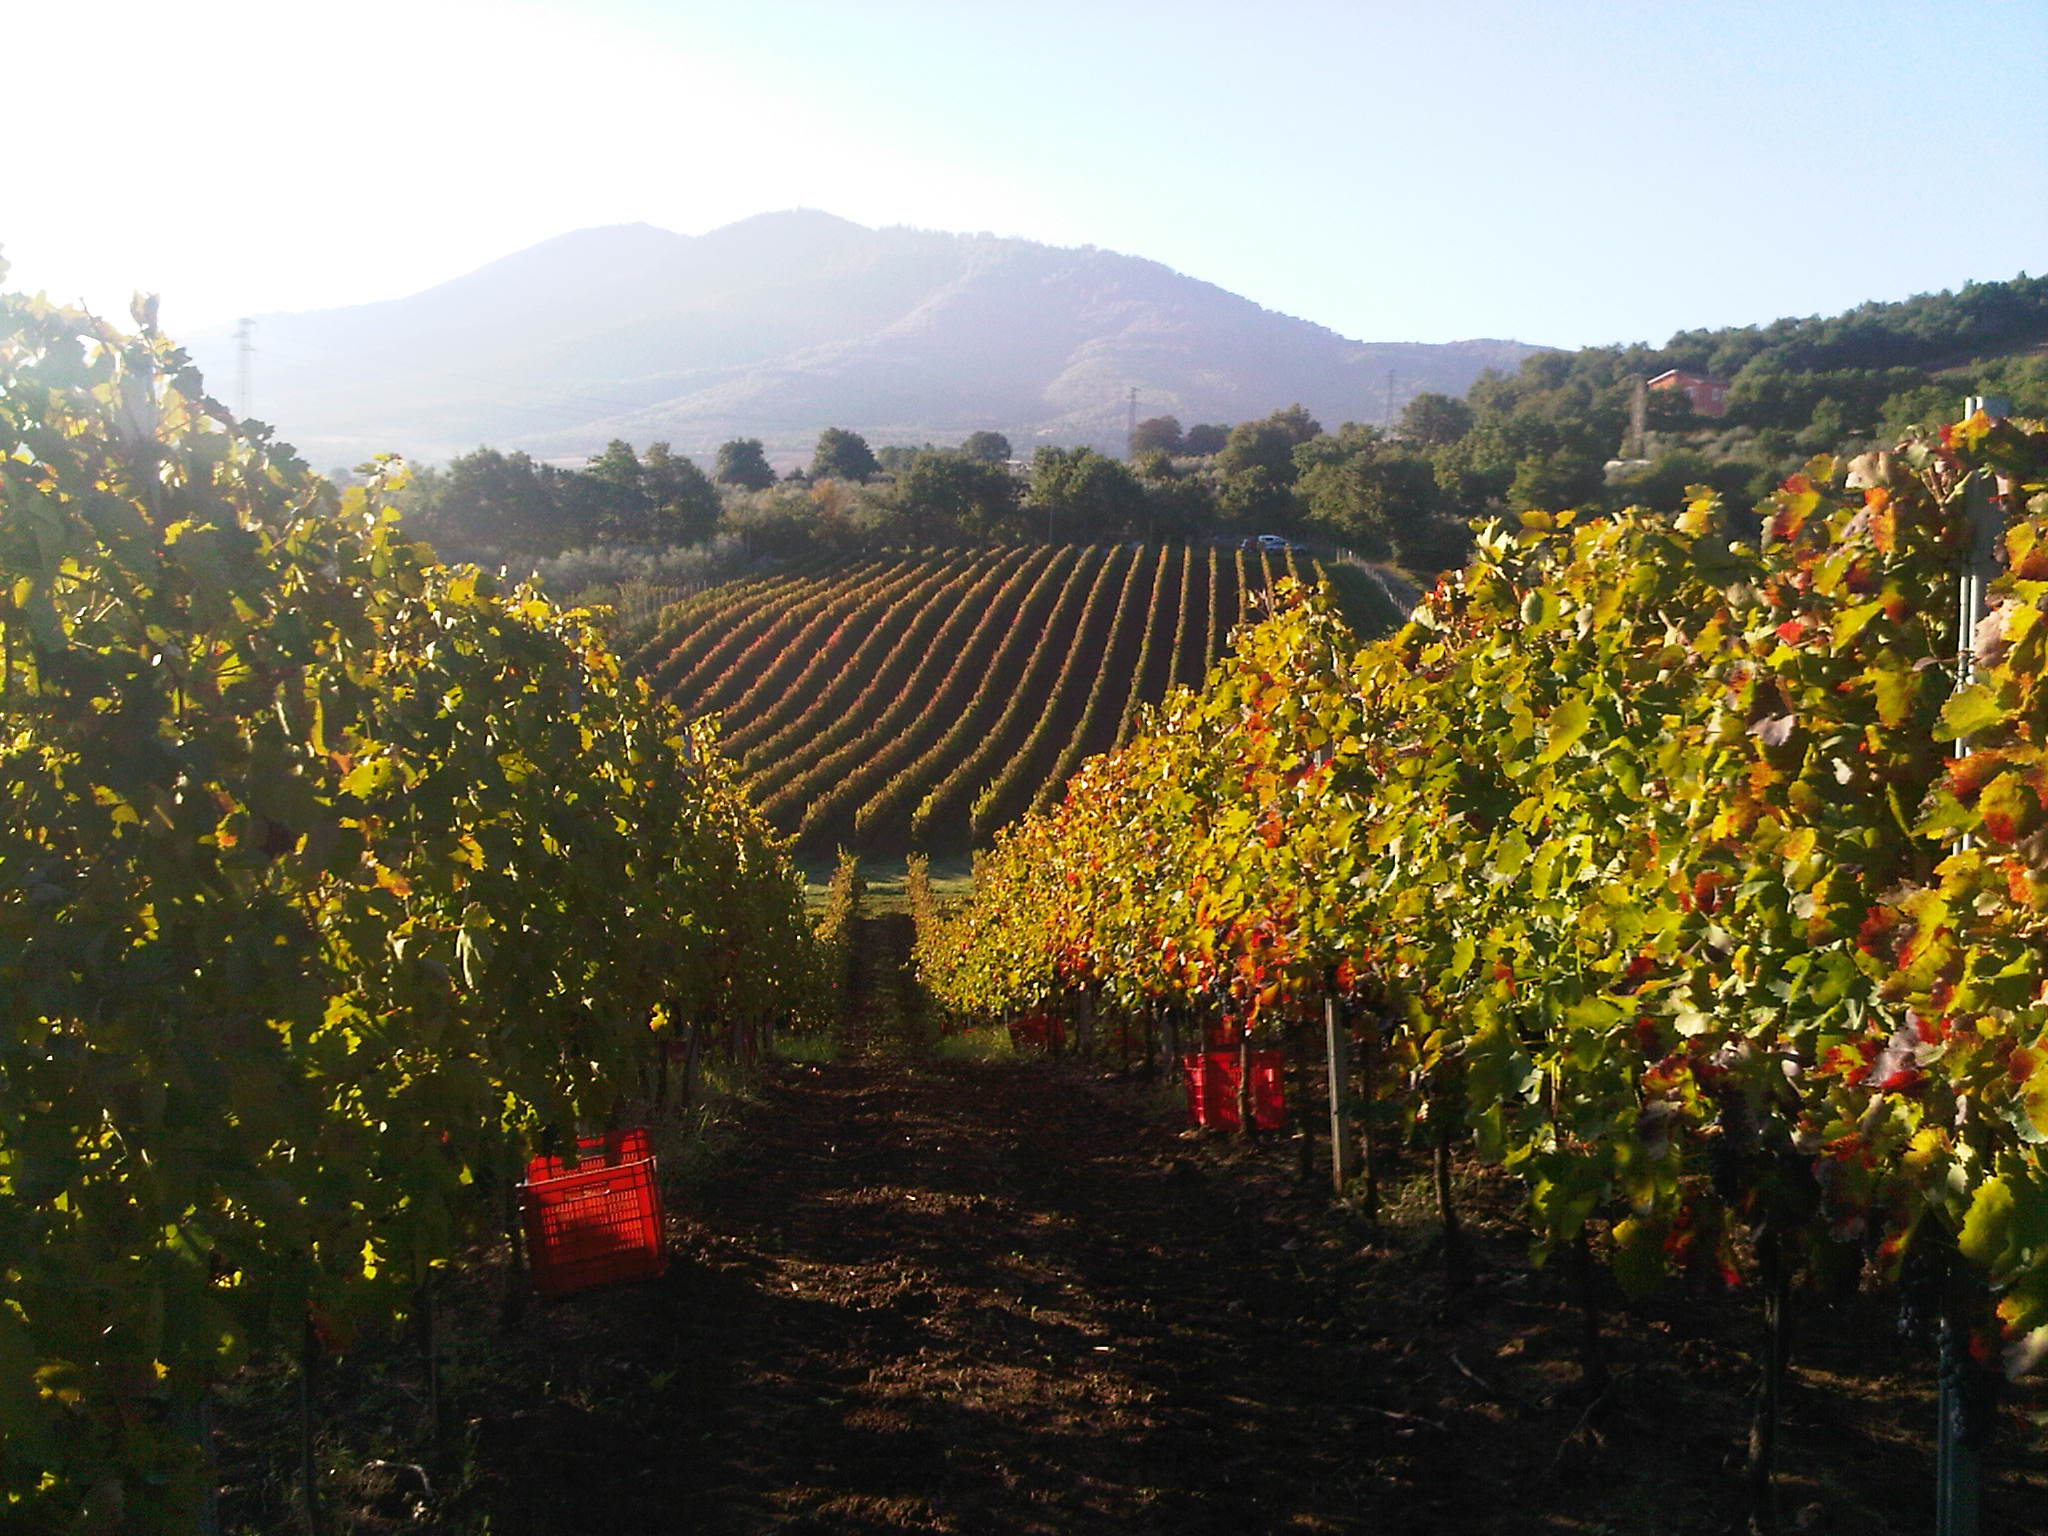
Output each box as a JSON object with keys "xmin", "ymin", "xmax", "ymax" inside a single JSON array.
[
  {"xmin": 1007, "ymin": 1012, "xmax": 1067, "ymax": 1053},
  {"xmin": 1183, "ymin": 1049, "xmax": 1286, "ymax": 1131},
  {"xmin": 525, "ymin": 1127, "xmax": 653, "ymax": 1183},
  {"xmin": 519, "ymin": 1130, "xmax": 665, "ymax": 1298}
]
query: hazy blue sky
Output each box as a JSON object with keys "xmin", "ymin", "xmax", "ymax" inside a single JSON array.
[{"xmin": 10, "ymin": 0, "xmax": 2044, "ymax": 348}]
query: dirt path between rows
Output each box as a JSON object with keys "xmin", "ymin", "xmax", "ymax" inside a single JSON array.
[
  {"xmin": 429, "ymin": 1057, "xmax": 2048, "ymax": 1536},
  {"xmin": 462, "ymin": 1059, "xmax": 1376, "ymax": 1533}
]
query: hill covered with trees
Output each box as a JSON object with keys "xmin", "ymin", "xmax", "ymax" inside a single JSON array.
[{"xmin": 1293, "ymin": 269, "xmax": 2048, "ymax": 560}]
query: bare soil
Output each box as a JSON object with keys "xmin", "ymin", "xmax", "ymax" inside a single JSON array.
[{"xmin": 218, "ymin": 1057, "xmax": 2048, "ymax": 1534}]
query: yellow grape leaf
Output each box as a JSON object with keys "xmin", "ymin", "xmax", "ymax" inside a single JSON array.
[
  {"xmin": 1940, "ymin": 685, "xmax": 2006, "ymax": 742},
  {"xmin": 1872, "ymin": 667, "xmax": 1915, "ymax": 729},
  {"xmin": 1959, "ymin": 1177, "xmax": 2016, "ymax": 1267},
  {"xmin": 1539, "ymin": 693, "xmax": 1592, "ymax": 765}
]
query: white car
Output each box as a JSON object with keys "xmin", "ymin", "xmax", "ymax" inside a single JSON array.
[{"xmin": 1255, "ymin": 534, "xmax": 1293, "ymax": 552}]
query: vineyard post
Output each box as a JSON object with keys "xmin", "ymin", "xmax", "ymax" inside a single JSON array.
[
  {"xmin": 417, "ymin": 1272, "xmax": 444, "ymax": 1452},
  {"xmin": 1292, "ymin": 1014, "xmax": 1317, "ymax": 1185},
  {"xmin": 1235, "ymin": 1024, "xmax": 1256, "ymax": 1139},
  {"xmin": 1935, "ymin": 395, "xmax": 2008, "ymax": 1536},
  {"xmin": 298, "ymin": 1318, "xmax": 327, "ymax": 1536},
  {"xmin": 1323, "ymin": 970, "xmax": 1357, "ymax": 1194},
  {"xmin": 684, "ymin": 1018, "xmax": 705, "ymax": 1106},
  {"xmin": 168, "ymin": 1385, "xmax": 222, "ymax": 1536},
  {"xmin": 1359, "ymin": 1007, "xmax": 1382, "ymax": 1221},
  {"xmin": 502, "ymin": 1176, "xmax": 530, "ymax": 1325}
]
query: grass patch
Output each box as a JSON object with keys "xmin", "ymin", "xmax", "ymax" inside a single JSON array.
[
  {"xmin": 930, "ymin": 1026, "xmax": 1019, "ymax": 1063},
  {"xmin": 799, "ymin": 852, "xmax": 974, "ymax": 914},
  {"xmin": 774, "ymin": 1031, "xmax": 839, "ymax": 1064}
]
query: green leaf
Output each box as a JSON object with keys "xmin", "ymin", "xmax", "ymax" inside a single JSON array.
[
  {"xmin": 1871, "ymin": 667, "xmax": 1915, "ymax": 729},
  {"xmin": 1539, "ymin": 692, "xmax": 1592, "ymax": 764},
  {"xmin": 1959, "ymin": 1177, "xmax": 2016, "ymax": 1267},
  {"xmin": 1489, "ymin": 830, "xmax": 1531, "ymax": 883},
  {"xmin": 1611, "ymin": 1216, "xmax": 1669, "ymax": 1298},
  {"xmin": 1940, "ymin": 685, "xmax": 2006, "ymax": 742}
]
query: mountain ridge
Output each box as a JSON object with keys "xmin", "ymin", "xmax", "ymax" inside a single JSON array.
[{"xmin": 182, "ymin": 213, "xmax": 1539, "ymax": 468}]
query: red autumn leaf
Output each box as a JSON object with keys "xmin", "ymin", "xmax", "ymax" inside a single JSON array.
[
  {"xmin": 1948, "ymin": 750, "xmax": 2004, "ymax": 799},
  {"xmin": 1856, "ymin": 905, "xmax": 1897, "ymax": 956}
]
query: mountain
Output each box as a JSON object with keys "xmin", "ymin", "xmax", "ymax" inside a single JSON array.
[{"xmin": 181, "ymin": 212, "xmax": 1541, "ymax": 469}]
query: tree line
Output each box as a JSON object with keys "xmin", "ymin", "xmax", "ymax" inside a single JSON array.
[{"xmin": 396, "ymin": 269, "xmax": 2048, "ymax": 590}]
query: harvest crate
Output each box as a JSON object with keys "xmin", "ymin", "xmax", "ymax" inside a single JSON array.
[
  {"xmin": 526, "ymin": 1127, "xmax": 653, "ymax": 1182},
  {"xmin": 1008, "ymin": 1012, "xmax": 1066, "ymax": 1053},
  {"xmin": 1183, "ymin": 1049, "xmax": 1286, "ymax": 1131},
  {"xmin": 519, "ymin": 1128, "xmax": 666, "ymax": 1298}
]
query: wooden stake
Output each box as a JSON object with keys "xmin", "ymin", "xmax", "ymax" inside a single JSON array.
[
  {"xmin": 298, "ymin": 1319, "xmax": 326, "ymax": 1536},
  {"xmin": 1324, "ymin": 978, "xmax": 1357, "ymax": 1195},
  {"xmin": 1236, "ymin": 1027, "xmax": 1256, "ymax": 1139}
]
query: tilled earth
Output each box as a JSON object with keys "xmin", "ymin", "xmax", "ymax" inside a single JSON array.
[
  {"xmin": 460, "ymin": 1060, "xmax": 1375, "ymax": 1533},
  {"xmin": 224, "ymin": 1057, "xmax": 2048, "ymax": 1534}
]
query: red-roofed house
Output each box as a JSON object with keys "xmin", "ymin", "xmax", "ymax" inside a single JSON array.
[{"xmin": 1647, "ymin": 369, "xmax": 1731, "ymax": 418}]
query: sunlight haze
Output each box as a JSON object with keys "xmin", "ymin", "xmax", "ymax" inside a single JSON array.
[{"xmin": 10, "ymin": 0, "xmax": 2045, "ymax": 348}]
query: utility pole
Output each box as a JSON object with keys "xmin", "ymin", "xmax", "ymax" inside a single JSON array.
[
  {"xmin": 233, "ymin": 317, "xmax": 254, "ymax": 420},
  {"xmin": 1384, "ymin": 369, "xmax": 1397, "ymax": 427},
  {"xmin": 1125, "ymin": 386, "xmax": 1139, "ymax": 461}
]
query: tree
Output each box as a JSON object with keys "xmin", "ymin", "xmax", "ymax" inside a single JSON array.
[
  {"xmin": 723, "ymin": 484, "xmax": 830, "ymax": 559},
  {"xmin": 959, "ymin": 430, "xmax": 1012, "ymax": 464},
  {"xmin": 643, "ymin": 441, "xmax": 722, "ymax": 543},
  {"xmin": 585, "ymin": 438, "xmax": 651, "ymax": 541},
  {"xmin": 811, "ymin": 427, "xmax": 880, "ymax": 483},
  {"xmin": 1217, "ymin": 405, "xmax": 1322, "ymax": 485},
  {"xmin": 1129, "ymin": 415, "xmax": 1183, "ymax": 456},
  {"xmin": 715, "ymin": 437, "xmax": 776, "ymax": 490},
  {"xmin": 876, "ymin": 443, "xmax": 931, "ymax": 475},
  {"xmin": 897, "ymin": 451, "xmax": 1024, "ymax": 541},
  {"xmin": 1183, "ymin": 423, "xmax": 1230, "ymax": 456},
  {"xmin": 1028, "ymin": 446, "xmax": 1148, "ymax": 539},
  {"xmin": 1507, "ymin": 447, "xmax": 1605, "ymax": 513},
  {"xmin": 586, "ymin": 437, "xmax": 645, "ymax": 499},
  {"xmin": 1297, "ymin": 432, "xmax": 1441, "ymax": 562},
  {"xmin": 1133, "ymin": 447, "xmax": 1176, "ymax": 481},
  {"xmin": 407, "ymin": 445, "xmax": 594, "ymax": 556},
  {"xmin": 1396, "ymin": 392, "xmax": 1475, "ymax": 446},
  {"xmin": 1213, "ymin": 406, "xmax": 1322, "ymax": 532},
  {"xmin": 1142, "ymin": 472, "xmax": 1218, "ymax": 542}
]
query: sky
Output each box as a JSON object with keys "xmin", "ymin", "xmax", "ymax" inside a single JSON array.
[{"xmin": 8, "ymin": 0, "xmax": 2046, "ymax": 351}]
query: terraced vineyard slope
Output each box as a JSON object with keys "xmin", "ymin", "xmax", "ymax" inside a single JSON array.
[{"xmin": 625, "ymin": 544, "xmax": 1395, "ymax": 854}]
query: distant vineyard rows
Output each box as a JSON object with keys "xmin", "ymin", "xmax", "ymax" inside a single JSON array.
[{"xmin": 623, "ymin": 544, "xmax": 1382, "ymax": 853}]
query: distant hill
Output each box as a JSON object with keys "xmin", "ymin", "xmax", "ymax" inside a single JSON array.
[
  {"xmin": 624, "ymin": 542, "xmax": 1401, "ymax": 857},
  {"xmin": 180, "ymin": 212, "xmax": 1539, "ymax": 469}
]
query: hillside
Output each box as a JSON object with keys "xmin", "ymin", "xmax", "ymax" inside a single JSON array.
[
  {"xmin": 625, "ymin": 543, "xmax": 1398, "ymax": 856},
  {"xmin": 180, "ymin": 212, "xmax": 1537, "ymax": 468}
]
